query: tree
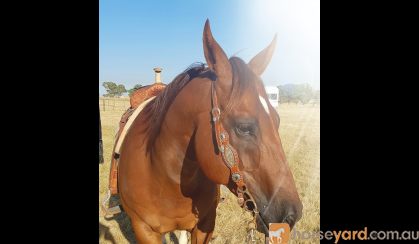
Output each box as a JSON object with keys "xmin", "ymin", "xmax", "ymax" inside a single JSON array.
[
  {"xmin": 277, "ymin": 84, "xmax": 293, "ymax": 104},
  {"xmin": 128, "ymin": 84, "xmax": 143, "ymax": 96},
  {"xmin": 277, "ymin": 83, "xmax": 314, "ymax": 104},
  {"xmin": 103, "ymin": 82, "xmax": 117, "ymax": 97},
  {"xmin": 294, "ymin": 84, "xmax": 314, "ymax": 104},
  {"xmin": 117, "ymin": 84, "xmax": 127, "ymax": 96},
  {"xmin": 102, "ymin": 81, "xmax": 127, "ymax": 97}
]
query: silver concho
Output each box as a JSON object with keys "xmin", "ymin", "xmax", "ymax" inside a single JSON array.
[
  {"xmin": 220, "ymin": 131, "xmax": 228, "ymax": 142},
  {"xmin": 223, "ymin": 144, "xmax": 235, "ymax": 167},
  {"xmin": 232, "ymin": 173, "xmax": 241, "ymax": 182}
]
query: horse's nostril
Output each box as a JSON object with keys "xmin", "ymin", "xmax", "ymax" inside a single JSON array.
[
  {"xmin": 283, "ymin": 214, "xmax": 296, "ymax": 228},
  {"xmin": 283, "ymin": 202, "xmax": 302, "ymax": 229}
]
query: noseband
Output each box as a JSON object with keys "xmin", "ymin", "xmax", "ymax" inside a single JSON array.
[{"xmin": 210, "ymin": 80, "xmax": 269, "ymax": 235}]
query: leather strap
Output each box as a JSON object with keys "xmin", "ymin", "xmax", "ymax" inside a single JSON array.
[{"xmin": 210, "ymin": 80, "xmax": 258, "ymax": 215}]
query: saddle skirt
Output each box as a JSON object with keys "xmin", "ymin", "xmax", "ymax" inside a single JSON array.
[{"xmin": 109, "ymin": 83, "xmax": 166, "ymax": 195}]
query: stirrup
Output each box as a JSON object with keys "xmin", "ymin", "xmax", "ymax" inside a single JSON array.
[{"xmin": 101, "ymin": 189, "xmax": 122, "ymax": 217}]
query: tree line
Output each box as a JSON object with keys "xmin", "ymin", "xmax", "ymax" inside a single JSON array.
[
  {"xmin": 102, "ymin": 82, "xmax": 142, "ymax": 97},
  {"xmin": 277, "ymin": 83, "xmax": 320, "ymax": 104},
  {"xmin": 102, "ymin": 81, "xmax": 320, "ymax": 104}
]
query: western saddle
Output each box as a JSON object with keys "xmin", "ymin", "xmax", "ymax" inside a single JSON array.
[{"xmin": 102, "ymin": 82, "xmax": 166, "ymax": 216}]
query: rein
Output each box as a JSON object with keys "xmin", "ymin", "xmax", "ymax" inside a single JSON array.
[{"xmin": 210, "ymin": 80, "xmax": 269, "ymax": 240}]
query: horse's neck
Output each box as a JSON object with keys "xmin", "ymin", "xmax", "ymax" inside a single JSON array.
[
  {"xmin": 149, "ymin": 78, "xmax": 215, "ymax": 195},
  {"xmin": 149, "ymin": 105, "xmax": 204, "ymax": 194}
]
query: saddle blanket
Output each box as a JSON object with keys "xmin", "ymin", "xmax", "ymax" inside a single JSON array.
[{"xmin": 109, "ymin": 83, "xmax": 166, "ymax": 195}]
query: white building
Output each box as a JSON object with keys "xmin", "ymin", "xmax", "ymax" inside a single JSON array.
[{"xmin": 265, "ymin": 86, "xmax": 279, "ymax": 109}]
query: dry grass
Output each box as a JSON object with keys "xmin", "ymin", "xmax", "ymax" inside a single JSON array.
[{"xmin": 99, "ymin": 103, "xmax": 320, "ymax": 243}]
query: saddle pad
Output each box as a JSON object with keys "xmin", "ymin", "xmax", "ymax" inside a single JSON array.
[
  {"xmin": 114, "ymin": 96, "xmax": 156, "ymax": 154},
  {"xmin": 109, "ymin": 84, "xmax": 165, "ymax": 195}
]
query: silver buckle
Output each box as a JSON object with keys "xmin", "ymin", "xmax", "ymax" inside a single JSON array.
[{"xmin": 211, "ymin": 107, "xmax": 221, "ymax": 121}]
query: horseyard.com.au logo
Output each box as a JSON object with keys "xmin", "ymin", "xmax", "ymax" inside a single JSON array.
[
  {"xmin": 269, "ymin": 223, "xmax": 290, "ymax": 244},
  {"xmin": 268, "ymin": 226, "xmax": 419, "ymax": 243}
]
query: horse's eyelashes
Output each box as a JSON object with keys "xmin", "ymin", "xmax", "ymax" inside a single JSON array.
[{"xmin": 235, "ymin": 123, "xmax": 256, "ymax": 137}]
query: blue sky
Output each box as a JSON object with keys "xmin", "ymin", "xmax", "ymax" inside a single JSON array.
[{"xmin": 99, "ymin": 0, "xmax": 320, "ymax": 95}]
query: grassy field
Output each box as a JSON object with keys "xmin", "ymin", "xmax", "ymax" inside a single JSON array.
[{"xmin": 99, "ymin": 103, "xmax": 320, "ymax": 244}]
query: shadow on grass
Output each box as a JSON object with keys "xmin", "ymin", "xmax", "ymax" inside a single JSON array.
[
  {"xmin": 99, "ymin": 222, "xmax": 117, "ymax": 244},
  {"xmin": 101, "ymin": 194, "xmax": 183, "ymax": 244},
  {"xmin": 102, "ymin": 195, "xmax": 137, "ymax": 244}
]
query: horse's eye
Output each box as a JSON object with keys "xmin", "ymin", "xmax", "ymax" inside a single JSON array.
[{"xmin": 235, "ymin": 123, "xmax": 254, "ymax": 137}]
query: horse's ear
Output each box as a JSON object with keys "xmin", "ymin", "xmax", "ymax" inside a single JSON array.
[
  {"xmin": 203, "ymin": 19, "xmax": 232, "ymax": 90},
  {"xmin": 248, "ymin": 34, "xmax": 277, "ymax": 76}
]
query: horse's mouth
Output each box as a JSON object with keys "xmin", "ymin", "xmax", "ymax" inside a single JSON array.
[{"xmin": 256, "ymin": 214, "xmax": 270, "ymax": 235}]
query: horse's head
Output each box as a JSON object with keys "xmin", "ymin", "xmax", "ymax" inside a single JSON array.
[{"xmin": 194, "ymin": 20, "xmax": 302, "ymax": 233}]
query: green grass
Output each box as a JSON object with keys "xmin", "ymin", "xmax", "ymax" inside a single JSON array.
[{"xmin": 99, "ymin": 103, "xmax": 320, "ymax": 243}]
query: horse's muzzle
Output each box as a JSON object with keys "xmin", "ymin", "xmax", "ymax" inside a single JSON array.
[{"xmin": 257, "ymin": 201, "xmax": 302, "ymax": 235}]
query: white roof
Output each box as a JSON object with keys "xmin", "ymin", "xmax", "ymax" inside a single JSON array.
[{"xmin": 265, "ymin": 86, "xmax": 278, "ymax": 93}]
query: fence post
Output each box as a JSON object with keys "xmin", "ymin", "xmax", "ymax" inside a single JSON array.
[{"xmin": 100, "ymin": 97, "xmax": 132, "ymax": 111}]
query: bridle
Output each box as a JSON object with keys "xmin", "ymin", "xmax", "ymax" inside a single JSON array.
[{"xmin": 210, "ymin": 80, "xmax": 269, "ymax": 239}]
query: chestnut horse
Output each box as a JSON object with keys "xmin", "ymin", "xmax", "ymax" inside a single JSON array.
[{"xmin": 118, "ymin": 20, "xmax": 302, "ymax": 243}]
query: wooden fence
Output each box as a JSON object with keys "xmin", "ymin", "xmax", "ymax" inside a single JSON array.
[{"xmin": 99, "ymin": 97, "xmax": 130, "ymax": 111}]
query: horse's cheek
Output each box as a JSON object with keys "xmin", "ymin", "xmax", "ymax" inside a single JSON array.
[{"xmin": 194, "ymin": 125, "xmax": 230, "ymax": 185}]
